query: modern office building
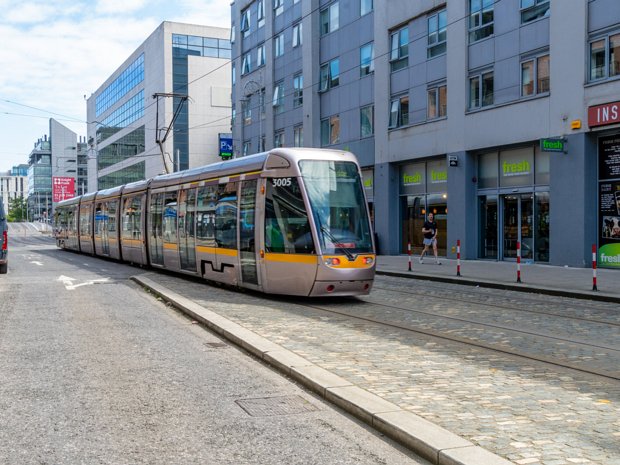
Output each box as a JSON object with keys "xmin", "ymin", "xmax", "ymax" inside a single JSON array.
[
  {"xmin": 230, "ymin": 0, "xmax": 620, "ymax": 268},
  {"xmin": 0, "ymin": 166, "xmax": 28, "ymax": 218},
  {"xmin": 27, "ymin": 119, "xmax": 87, "ymax": 221},
  {"xmin": 86, "ymin": 21, "xmax": 232, "ymax": 191}
]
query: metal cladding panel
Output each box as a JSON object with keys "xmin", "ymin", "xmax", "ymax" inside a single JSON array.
[
  {"xmin": 56, "ymin": 196, "xmax": 82, "ymax": 208},
  {"xmin": 95, "ymin": 186, "xmax": 123, "ymax": 200},
  {"xmin": 81, "ymin": 192, "xmax": 97, "ymax": 202},
  {"xmin": 122, "ymin": 179, "xmax": 150, "ymax": 194}
]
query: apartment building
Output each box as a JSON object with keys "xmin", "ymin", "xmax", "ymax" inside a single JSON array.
[
  {"xmin": 231, "ymin": 0, "xmax": 620, "ymax": 268},
  {"xmin": 0, "ymin": 165, "xmax": 28, "ymax": 217}
]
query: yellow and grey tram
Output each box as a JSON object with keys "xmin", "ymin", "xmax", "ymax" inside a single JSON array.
[{"xmin": 54, "ymin": 148, "xmax": 376, "ymax": 296}]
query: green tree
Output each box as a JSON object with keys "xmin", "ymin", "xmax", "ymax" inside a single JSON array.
[{"xmin": 7, "ymin": 196, "xmax": 28, "ymax": 222}]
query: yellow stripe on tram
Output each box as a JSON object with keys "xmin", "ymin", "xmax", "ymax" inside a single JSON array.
[
  {"xmin": 163, "ymin": 243, "xmax": 178, "ymax": 251},
  {"xmin": 195, "ymin": 246, "xmax": 239, "ymax": 257},
  {"xmin": 263, "ymin": 253, "xmax": 318, "ymax": 265}
]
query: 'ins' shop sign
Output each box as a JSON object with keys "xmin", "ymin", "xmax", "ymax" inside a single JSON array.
[{"xmin": 52, "ymin": 177, "xmax": 75, "ymax": 202}]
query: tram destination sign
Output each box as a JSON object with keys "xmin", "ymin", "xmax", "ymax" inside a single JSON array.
[{"xmin": 539, "ymin": 137, "xmax": 566, "ymax": 153}]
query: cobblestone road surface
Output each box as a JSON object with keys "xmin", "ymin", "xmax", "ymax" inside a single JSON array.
[{"xmin": 140, "ymin": 272, "xmax": 620, "ymax": 465}]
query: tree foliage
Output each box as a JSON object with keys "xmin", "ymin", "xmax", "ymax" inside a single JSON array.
[{"xmin": 7, "ymin": 196, "xmax": 28, "ymax": 222}]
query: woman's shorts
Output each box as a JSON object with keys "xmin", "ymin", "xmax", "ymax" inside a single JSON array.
[{"xmin": 423, "ymin": 238, "xmax": 436, "ymax": 246}]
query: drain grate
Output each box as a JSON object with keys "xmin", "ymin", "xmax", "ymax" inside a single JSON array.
[
  {"xmin": 204, "ymin": 342, "xmax": 229, "ymax": 348},
  {"xmin": 236, "ymin": 395, "xmax": 319, "ymax": 417}
]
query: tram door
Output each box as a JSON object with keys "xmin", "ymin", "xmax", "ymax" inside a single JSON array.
[
  {"xmin": 178, "ymin": 188, "xmax": 197, "ymax": 272},
  {"xmin": 502, "ymin": 194, "xmax": 533, "ymax": 260},
  {"xmin": 239, "ymin": 180, "xmax": 259, "ymax": 286}
]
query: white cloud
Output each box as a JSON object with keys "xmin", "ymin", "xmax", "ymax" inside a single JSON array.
[
  {"xmin": 95, "ymin": 0, "xmax": 148, "ymax": 15},
  {"xmin": 4, "ymin": 2, "xmax": 57, "ymax": 25}
]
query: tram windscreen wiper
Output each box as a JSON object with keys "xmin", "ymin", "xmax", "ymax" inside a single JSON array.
[{"xmin": 320, "ymin": 226, "xmax": 354, "ymax": 261}]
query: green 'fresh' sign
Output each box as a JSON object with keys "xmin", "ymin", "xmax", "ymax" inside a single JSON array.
[{"xmin": 540, "ymin": 138, "xmax": 566, "ymax": 153}]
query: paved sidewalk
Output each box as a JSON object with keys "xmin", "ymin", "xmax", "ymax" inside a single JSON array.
[
  {"xmin": 377, "ymin": 255, "xmax": 620, "ymax": 302},
  {"xmin": 132, "ymin": 272, "xmax": 620, "ymax": 465}
]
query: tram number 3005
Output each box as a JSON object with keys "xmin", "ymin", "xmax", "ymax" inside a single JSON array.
[{"xmin": 272, "ymin": 178, "xmax": 292, "ymax": 187}]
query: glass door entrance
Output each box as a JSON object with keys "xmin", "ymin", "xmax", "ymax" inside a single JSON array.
[{"xmin": 502, "ymin": 194, "xmax": 533, "ymax": 260}]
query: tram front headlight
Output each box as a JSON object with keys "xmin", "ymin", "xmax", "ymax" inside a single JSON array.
[
  {"xmin": 325, "ymin": 257, "xmax": 341, "ymax": 266},
  {"xmin": 364, "ymin": 256, "xmax": 374, "ymax": 265}
]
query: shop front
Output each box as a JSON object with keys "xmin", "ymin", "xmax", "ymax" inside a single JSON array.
[
  {"xmin": 477, "ymin": 145, "xmax": 550, "ymax": 262},
  {"xmin": 399, "ymin": 159, "xmax": 447, "ymax": 255},
  {"xmin": 588, "ymin": 101, "xmax": 620, "ymax": 268}
]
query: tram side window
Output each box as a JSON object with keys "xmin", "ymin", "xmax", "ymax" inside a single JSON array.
[
  {"xmin": 122, "ymin": 196, "xmax": 142, "ymax": 240},
  {"xmin": 79, "ymin": 205, "xmax": 91, "ymax": 236},
  {"xmin": 265, "ymin": 177, "xmax": 315, "ymax": 254},
  {"xmin": 215, "ymin": 182, "xmax": 237, "ymax": 249},
  {"xmin": 108, "ymin": 200, "xmax": 117, "ymax": 233},
  {"xmin": 196, "ymin": 186, "xmax": 217, "ymax": 245},
  {"xmin": 95, "ymin": 202, "xmax": 105, "ymax": 236},
  {"xmin": 163, "ymin": 192, "xmax": 178, "ymax": 243}
]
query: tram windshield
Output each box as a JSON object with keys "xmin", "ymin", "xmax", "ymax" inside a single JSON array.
[{"xmin": 300, "ymin": 160, "xmax": 373, "ymax": 255}]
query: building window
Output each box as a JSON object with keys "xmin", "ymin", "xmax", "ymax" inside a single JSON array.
[
  {"xmin": 320, "ymin": 2, "xmax": 339, "ymax": 35},
  {"xmin": 243, "ymin": 99, "xmax": 252, "ymax": 125},
  {"xmin": 361, "ymin": 0, "xmax": 373, "ymax": 16},
  {"xmin": 293, "ymin": 74, "xmax": 303, "ymax": 107},
  {"xmin": 360, "ymin": 42, "xmax": 374, "ymax": 76},
  {"xmin": 469, "ymin": 0, "xmax": 493, "ymax": 42},
  {"xmin": 241, "ymin": 52, "xmax": 252, "ymax": 75},
  {"xmin": 389, "ymin": 95, "xmax": 409, "ymax": 128},
  {"xmin": 321, "ymin": 115, "xmax": 340, "ymax": 145},
  {"xmin": 469, "ymin": 71, "xmax": 494, "ymax": 109},
  {"xmin": 428, "ymin": 10, "xmax": 447, "ymax": 58},
  {"xmin": 292, "ymin": 22, "xmax": 302, "ymax": 47},
  {"xmin": 427, "ymin": 85, "xmax": 447, "ymax": 119},
  {"xmin": 390, "ymin": 26, "xmax": 409, "ymax": 72},
  {"xmin": 294, "ymin": 125, "xmax": 303, "ymax": 147},
  {"xmin": 259, "ymin": 136, "xmax": 266, "ymax": 152},
  {"xmin": 232, "ymin": 65, "xmax": 236, "ymax": 85},
  {"xmin": 520, "ymin": 0, "xmax": 549, "ymax": 24},
  {"xmin": 257, "ymin": 0, "xmax": 265, "ymax": 28},
  {"xmin": 521, "ymin": 54, "xmax": 550, "ymax": 96},
  {"xmin": 319, "ymin": 58, "xmax": 340, "ymax": 91},
  {"xmin": 243, "ymin": 140, "xmax": 251, "ymax": 156},
  {"xmin": 231, "ymin": 24, "xmax": 236, "ymax": 43},
  {"xmin": 260, "ymin": 88, "xmax": 266, "ymax": 120},
  {"xmin": 257, "ymin": 44, "xmax": 265, "ymax": 67},
  {"xmin": 274, "ymin": 33, "xmax": 284, "ymax": 57},
  {"xmin": 240, "ymin": 8, "xmax": 251, "ymax": 37},
  {"xmin": 590, "ymin": 33, "xmax": 620, "ymax": 81},
  {"xmin": 274, "ymin": 131, "xmax": 284, "ymax": 148},
  {"xmin": 274, "ymin": 0, "xmax": 283, "ymax": 17},
  {"xmin": 360, "ymin": 105, "xmax": 374, "ymax": 138},
  {"xmin": 272, "ymin": 81, "xmax": 284, "ymax": 114}
]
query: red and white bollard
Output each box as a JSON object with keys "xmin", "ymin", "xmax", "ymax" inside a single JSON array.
[
  {"xmin": 456, "ymin": 239, "xmax": 461, "ymax": 277},
  {"xmin": 592, "ymin": 244, "xmax": 598, "ymax": 291},
  {"xmin": 408, "ymin": 241, "xmax": 412, "ymax": 271},
  {"xmin": 516, "ymin": 241, "xmax": 522, "ymax": 283}
]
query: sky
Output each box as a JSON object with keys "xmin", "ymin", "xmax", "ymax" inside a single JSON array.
[{"xmin": 0, "ymin": 0, "xmax": 231, "ymax": 172}]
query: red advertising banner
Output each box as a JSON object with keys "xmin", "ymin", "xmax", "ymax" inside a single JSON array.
[
  {"xmin": 588, "ymin": 100, "xmax": 620, "ymax": 128},
  {"xmin": 52, "ymin": 177, "xmax": 75, "ymax": 202}
]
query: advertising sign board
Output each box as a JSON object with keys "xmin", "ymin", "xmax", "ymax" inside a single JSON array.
[
  {"xmin": 598, "ymin": 136, "xmax": 620, "ymax": 268},
  {"xmin": 52, "ymin": 177, "xmax": 75, "ymax": 202}
]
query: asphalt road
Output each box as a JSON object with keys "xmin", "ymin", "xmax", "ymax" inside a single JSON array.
[{"xmin": 0, "ymin": 229, "xmax": 428, "ymax": 465}]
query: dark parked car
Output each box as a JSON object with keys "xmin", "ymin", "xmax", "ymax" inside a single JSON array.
[{"xmin": 0, "ymin": 198, "xmax": 7, "ymax": 274}]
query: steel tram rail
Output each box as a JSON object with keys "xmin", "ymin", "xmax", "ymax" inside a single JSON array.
[
  {"xmin": 371, "ymin": 283, "xmax": 620, "ymax": 327},
  {"xmin": 278, "ymin": 294, "xmax": 620, "ymax": 381}
]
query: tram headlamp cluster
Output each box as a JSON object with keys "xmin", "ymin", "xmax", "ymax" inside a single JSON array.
[
  {"xmin": 363, "ymin": 256, "xmax": 374, "ymax": 265},
  {"xmin": 325, "ymin": 257, "xmax": 341, "ymax": 266}
]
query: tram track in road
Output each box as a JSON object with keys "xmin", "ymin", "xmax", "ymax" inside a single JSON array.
[
  {"xmin": 372, "ymin": 282, "xmax": 620, "ymax": 327},
  {"xmin": 286, "ymin": 289, "xmax": 620, "ymax": 382}
]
